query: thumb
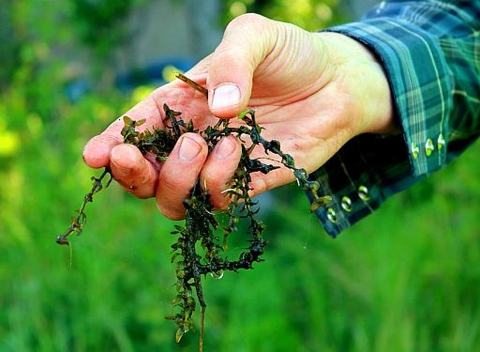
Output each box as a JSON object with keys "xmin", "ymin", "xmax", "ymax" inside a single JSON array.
[{"xmin": 207, "ymin": 13, "xmax": 278, "ymax": 118}]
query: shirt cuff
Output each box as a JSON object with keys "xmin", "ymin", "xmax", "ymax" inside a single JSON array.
[
  {"xmin": 309, "ymin": 17, "xmax": 453, "ymax": 237},
  {"xmin": 325, "ymin": 18, "xmax": 452, "ymax": 175}
]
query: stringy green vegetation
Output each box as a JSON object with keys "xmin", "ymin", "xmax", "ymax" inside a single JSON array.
[{"xmin": 55, "ymin": 74, "xmax": 331, "ymax": 350}]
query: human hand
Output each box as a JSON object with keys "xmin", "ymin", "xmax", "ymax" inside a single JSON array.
[{"xmin": 82, "ymin": 13, "xmax": 394, "ymax": 220}]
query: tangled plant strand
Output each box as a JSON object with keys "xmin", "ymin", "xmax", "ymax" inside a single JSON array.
[{"xmin": 56, "ymin": 74, "xmax": 331, "ymax": 352}]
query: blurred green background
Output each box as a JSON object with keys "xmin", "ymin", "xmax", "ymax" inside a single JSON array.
[{"xmin": 1, "ymin": 1, "xmax": 479, "ymax": 351}]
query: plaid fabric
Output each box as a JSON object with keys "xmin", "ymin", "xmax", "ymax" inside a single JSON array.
[{"xmin": 308, "ymin": 0, "xmax": 480, "ymax": 237}]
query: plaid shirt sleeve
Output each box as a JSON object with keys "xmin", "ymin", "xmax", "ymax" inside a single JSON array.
[{"xmin": 307, "ymin": 0, "xmax": 480, "ymax": 237}]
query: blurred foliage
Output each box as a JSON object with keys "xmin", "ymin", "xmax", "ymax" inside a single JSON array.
[
  {"xmin": 1, "ymin": 0, "xmax": 480, "ymax": 351},
  {"xmin": 71, "ymin": 0, "xmax": 150, "ymax": 59},
  {"xmin": 220, "ymin": 0, "xmax": 345, "ymax": 30}
]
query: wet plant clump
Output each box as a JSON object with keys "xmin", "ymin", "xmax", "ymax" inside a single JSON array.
[{"xmin": 56, "ymin": 74, "xmax": 331, "ymax": 351}]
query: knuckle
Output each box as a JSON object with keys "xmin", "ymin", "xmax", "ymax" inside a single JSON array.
[{"xmin": 226, "ymin": 13, "xmax": 268, "ymax": 30}]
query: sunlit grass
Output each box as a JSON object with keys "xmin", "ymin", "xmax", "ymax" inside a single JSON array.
[{"xmin": 1, "ymin": 73, "xmax": 479, "ymax": 351}]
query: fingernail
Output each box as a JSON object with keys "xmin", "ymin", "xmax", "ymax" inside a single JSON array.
[
  {"xmin": 211, "ymin": 84, "xmax": 240, "ymax": 110},
  {"xmin": 111, "ymin": 151, "xmax": 132, "ymax": 176},
  {"xmin": 215, "ymin": 137, "xmax": 236, "ymax": 160},
  {"xmin": 179, "ymin": 136, "xmax": 201, "ymax": 161}
]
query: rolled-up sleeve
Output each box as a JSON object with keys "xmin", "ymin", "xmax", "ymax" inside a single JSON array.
[{"xmin": 308, "ymin": 0, "xmax": 480, "ymax": 237}]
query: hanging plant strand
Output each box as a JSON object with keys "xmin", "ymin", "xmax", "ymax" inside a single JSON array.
[{"xmin": 56, "ymin": 74, "xmax": 331, "ymax": 352}]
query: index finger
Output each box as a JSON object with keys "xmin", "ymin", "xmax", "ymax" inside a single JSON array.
[
  {"xmin": 82, "ymin": 72, "xmax": 215, "ymax": 169},
  {"xmin": 83, "ymin": 92, "xmax": 166, "ymax": 169}
]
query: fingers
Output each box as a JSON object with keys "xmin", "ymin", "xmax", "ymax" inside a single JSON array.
[
  {"xmin": 83, "ymin": 94, "xmax": 165, "ymax": 169},
  {"xmin": 83, "ymin": 133, "xmax": 123, "ymax": 169},
  {"xmin": 89, "ymin": 130, "xmax": 241, "ymax": 222},
  {"xmin": 156, "ymin": 134, "xmax": 242, "ymax": 220},
  {"xmin": 156, "ymin": 133, "xmax": 209, "ymax": 220},
  {"xmin": 110, "ymin": 144, "xmax": 158, "ymax": 199},
  {"xmin": 207, "ymin": 13, "xmax": 277, "ymax": 117},
  {"xmin": 200, "ymin": 135, "xmax": 242, "ymax": 209}
]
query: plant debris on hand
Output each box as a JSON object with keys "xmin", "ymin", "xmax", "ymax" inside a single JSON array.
[{"xmin": 56, "ymin": 74, "xmax": 331, "ymax": 352}]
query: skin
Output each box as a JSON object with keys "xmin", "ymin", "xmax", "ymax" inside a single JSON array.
[{"xmin": 82, "ymin": 14, "xmax": 394, "ymax": 220}]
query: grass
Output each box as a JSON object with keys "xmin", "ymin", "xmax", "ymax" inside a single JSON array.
[{"xmin": 1, "ymin": 83, "xmax": 480, "ymax": 351}]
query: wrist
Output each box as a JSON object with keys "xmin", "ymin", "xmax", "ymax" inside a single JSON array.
[{"xmin": 318, "ymin": 32, "xmax": 396, "ymax": 135}]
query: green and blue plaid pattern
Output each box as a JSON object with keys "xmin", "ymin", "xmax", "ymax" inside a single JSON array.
[{"xmin": 309, "ymin": 0, "xmax": 480, "ymax": 237}]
